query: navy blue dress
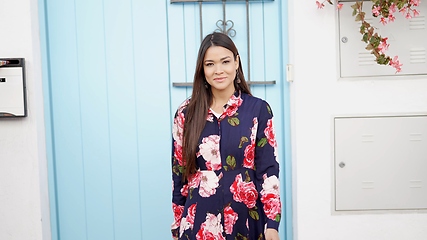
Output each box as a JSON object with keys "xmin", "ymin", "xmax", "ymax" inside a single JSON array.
[{"xmin": 171, "ymin": 92, "xmax": 281, "ymax": 240}]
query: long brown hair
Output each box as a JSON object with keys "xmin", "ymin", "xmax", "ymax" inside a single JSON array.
[{"xmin": 182, "ymin": 32, "xmax": 251, "ymax": 180}]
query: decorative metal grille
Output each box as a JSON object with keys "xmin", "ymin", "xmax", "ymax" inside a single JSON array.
[{"xmin": 171, "ymin": 0, "xmax": 276, "ymax": 87}]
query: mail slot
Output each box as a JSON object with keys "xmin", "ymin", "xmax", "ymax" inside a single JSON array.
[{"xmin": 0, "ymin": 58, "xmax": 27, "ymax": 117}]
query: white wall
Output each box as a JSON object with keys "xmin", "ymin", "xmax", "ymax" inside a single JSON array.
[
  {"xmin": 0, "ymin": 0, "xmax": 49, "ymax": 240},
  {"xmin": 289, "ymin": 1, "xmax": 427, "ymax": 240}
]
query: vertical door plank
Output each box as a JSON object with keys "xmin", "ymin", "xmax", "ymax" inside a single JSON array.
[
  {"xmin": 45, "ymin": 0, "xmax": 87, "ymax": 239},
  {"xmin": 263, "ymin": 1, "xmax": 288, "ymax": 236},
  {"xmin": 75, "ymin": 0, "xmax": 115, "ymax": 239},
  {"xmin": 279, "ymin": 0, "xmax": 293, "ymax": 237},
  {"xmin": 168, "ymin": 3, "xmax": 191, "ymax": 117},
  {"xmin": 103, "ymin": 0, "xmax": 142, "ymax": 239},
  {"xmin": 131, "ymin": 0, "xmax": 173, "ymax": 238},
  {"xmin": 247, "ymin": 2, "xmax": 266, "ymax": 98}
]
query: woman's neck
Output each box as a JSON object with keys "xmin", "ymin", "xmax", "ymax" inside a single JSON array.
[{"xmin": 211, "ymin": 87, "xmax": 235, "ymax": 113}]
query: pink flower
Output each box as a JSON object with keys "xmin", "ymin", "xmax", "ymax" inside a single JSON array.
[
  {"xmin": 389, "ymin": 56, "xmax": 403, "ymax": 73},
  {"xmin": 413, "ymin": 9, "xmax": 420, "ymax": 17},
  {"xmin": 196, "ymin": 213, "xmax": 225, "ymax": 240},
  {"xmin": 377, "ymin": 37, "xmax": 389, "ymax": 54},
  {"xmin": 172, "ymin": 112, "xmax": 185, "ymax": 145},
  {"xmin": 406, "ymin": 12, "xmax": 412, "ymax": 19},
  {"xmin": 224, "ymin": 206, "xmax": 238, "ymax": 234},
  {"xmin": 372, "ymin": 5, "xmax": 381, "ymax": 17},
  {"xmin": 198, "ymin": 135, "xmax": 222, "ymax": 171},
  {"xmin": 380, "ymin": 17, "xmax": 388, "ymax": 25},
  {"xmin": 230, "ymin": 174, "xmax": 258, "ymax": 208},
  {"xmin": 337, "ymin": 3, "xmax": 343, "ymax": 10},
  {"xmin": 316, "ymin": 1, "xmax": 325, "ymax": 9},
  {"xmin": 186, "ymin": 203, "xmax": 197, "ymax": 226},
  {"xmin": 388, "ymin": 14, "xmax": 396, "ymax": 23},
  {"xmin": 260, "ymin": 193, "xmax": 282, "ymax": 221},
  {"xmin": 264, "ymin": 119, "xmax": 277, "ymax": 148},
  {"xmin": 188, "ymin": 171, "xmax": 202, "ymax": 189},
  {"xmin": 199, "ymin": 171, "xmax": 222, "ymax": 197},
  {"xmin": 174, "ymin": 141, "xmax": 184, "ymax": 166},
  {"xmin": 243, "ymin": 144, "xmax": 255, "ymax": 169},
  {"xmin": 389, "ymin": 3, "xmax": 397, "ymax": 14},
  {"xmin": 181, "ymin": 184, "xmax": 189, "ymax": 197},
  {"xmin": 222, "ymin": 93, "xmax": 243, "ymax": 118},
  {"xmin": 171, "ymin": 203, "xmax": 184, "ymax": 229},
  {"xmin": 260, "ymin": 174, "xmax": 281, "ymax": 220},
  {"xmin": 411, "ymin": 0, "xmax": 420, "ymax": 6}
]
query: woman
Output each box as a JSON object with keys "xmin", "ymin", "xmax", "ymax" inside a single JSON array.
[{"xmin": 171, "ymin": 32, "xmax": 281, "ymax": 240}]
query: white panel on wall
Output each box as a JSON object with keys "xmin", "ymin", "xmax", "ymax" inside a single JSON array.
[
  {"xmin": 334, "ymin": 115, "xmax": 427, "ymax": 211},
  {"xmin": 338, "ymin": 1, "xmax": 427, "ymax": 78}
]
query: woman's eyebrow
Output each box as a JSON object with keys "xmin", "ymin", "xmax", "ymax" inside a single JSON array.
[{"xmin": 204, "ymin": 56, "xmax": 232, "ymax": 63}]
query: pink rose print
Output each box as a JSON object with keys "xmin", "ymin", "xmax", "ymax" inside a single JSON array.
[
  {"xmin": 186, "ymin": 203, "xmax": 197, "ymax": 226},
  {"xmin": 260, "ymin": 174, "xmax": 281, "ymax": 221},
  {"xmin": 171, "ymin": 202, "xmax": 184, "ymax": 229},
  {"xmin": 198, "ymin": 135, "xmax": 222, "ymax": 171},
  {"xmin": 180, "ymin": 184, "xmax": 189, "ymax": 197},
  {"xmin": 188, "ymin": 171, "xmax": 202, "ymax": 189},
  {"xmin": 174, "ymin": 141, "xmax": 184, "ymax": 166},
  {"xmin": 172, "ymin": 112, "xmax": 185, "ymax": 145},
  {"xmin": 250, "ymin": 117, "xmax": 258, "ymax": 142},
  {"xmin": 199, "ymin": 171, "xmax": 222, "ymax": 198},
  {"xmin": 243, "ymin": 117, "xmax": 258, "ymax": 169},
  {"xmin": 264, "ymin": 118, "xmax": 277, "ymax": 148},
  {"xmin": 222, "ymin": 94, "xmax": 243, "ymax": 118},
  {"xmin": 243, "ymin": 144, "xmax": 255, "ymax": 169},
  {"xmin": 230, "ymin": 174, "xmax": 258, "ymax": 208},
  {"xmin": 260, "ymin": 193, "xmax": 281, "ymax": 221},
  {"xmin": 179, "ymin": 203, "xmax": 198, "ymax": 237},
  {"xmin": 224, "ymin": 206, "xmax": 238, "ymax": 235},
  {"xmin": 261, "ymin": 174, "xmax": 280, "ymax": 195},
  {"xmin": 196, "ymin": 213, "xmax": 225, "ymax": 240}
]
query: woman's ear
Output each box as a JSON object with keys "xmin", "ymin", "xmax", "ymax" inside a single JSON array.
[{"xmin": 235, "ymin": 55, "xmax": 240, "ymax": 70}]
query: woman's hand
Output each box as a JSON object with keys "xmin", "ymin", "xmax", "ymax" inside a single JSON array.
[{"xmin": 265, "ymin": 228, "xmax": 280, "ymax": 240}]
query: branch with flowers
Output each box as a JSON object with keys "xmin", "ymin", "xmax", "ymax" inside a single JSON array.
[{"xmin": 316, "ymin": 0, "xmax": 421, "ymax": 73}]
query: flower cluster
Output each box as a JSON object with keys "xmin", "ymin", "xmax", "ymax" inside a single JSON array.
[{"xmin": 316, "ymin": 0, "xmax": 421, "ymax": 73}]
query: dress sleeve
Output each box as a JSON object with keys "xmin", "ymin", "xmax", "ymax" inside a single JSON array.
[
  {"xmin": 171, "ymin": 109, "xmax": 187, "ymax": 238},
  {"xmin": 254, "ymin": 101, "xmax": 282, "ymax": 231}
]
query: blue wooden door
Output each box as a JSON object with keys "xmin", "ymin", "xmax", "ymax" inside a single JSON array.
[{"xmin": 39, "ymin": 0, "xmax": 291, "ymax": 239}]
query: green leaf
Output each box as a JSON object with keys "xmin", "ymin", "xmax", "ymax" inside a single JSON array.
[
  {"xmin": 245, "ymin": 170, "xmax": 251, "ymax": 182},
  {"xmin": 226, "ymin": 155, "xmax": 236, "ymax": 170},
  {"xmin": 228, "ymin": 117, "xmax": 240, "ymax": 126},
  {"xmin": 249, "ymin": 208, "xmax": 260, "ymax": 220},
  {"xmin": 239, "ymin": 136, "xmax": 249, "ymax": 148},
  {"xmin": 275, "ymin": 213, "xmax": 282, "ymax": 222},
  {"xmin": 257, "ymin": 233, "xmax": 264, "ymax": 240},
  {"xmin": 266, "ymin": 104, "xmax": 272, "ymax": 115},
  {"xmin": 362, "ymin": 33, "xmax": 369, "ymax": 43},
  {"xmin": 355, "ymin": 13, "xmax": 363, "ymax": 22},
  {"xmin": 224, "ymin": 166, "xmax": 229, "ymax": 171},
  {"xmin": 189, "ymin": 188, "xmax": 194, "ymax": 199},
  {"xmin": 257, "ymin": 137, "xmax": 267, "ymax": 147},
  {"xmin": 235, "ymin": 233, "xmax": 248, "ymax": 240},
  {"xmin": 365, "ymin": 44, "xmax": 374, "ymax": 51}
]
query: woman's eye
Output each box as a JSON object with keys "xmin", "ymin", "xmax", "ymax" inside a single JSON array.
[
  {"xmin": 205, "ymin": 63, "xmax": 213, "ymax": 66},
  {"xmin": 223, "ymin": 60, "xmax": 230, "ymax": 64}
]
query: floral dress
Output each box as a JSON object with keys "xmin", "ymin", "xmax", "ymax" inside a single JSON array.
[{"xmin": 171, "ymin": 91, "xmax": 281, "ymax": 240}]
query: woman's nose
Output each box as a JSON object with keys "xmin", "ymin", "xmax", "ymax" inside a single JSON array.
[{"xmin": 215, "ymin": 65, "xmax": 223, "ymax": 74}]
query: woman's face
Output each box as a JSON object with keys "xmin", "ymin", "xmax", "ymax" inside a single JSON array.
[{"xmin": 203, "ymin": 46, "xmax": 239, "ymax": 95}]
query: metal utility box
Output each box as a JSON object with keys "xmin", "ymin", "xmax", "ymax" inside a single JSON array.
[
  {"xmin": 334, "ymin": 115, "xmax": 427, "ymax": 211},
  {"xmin": 338, "ymin": 1, "xmax": 427, "ymax": 78},
  {"xmin": 0, "ymin": 58, "xmax": 27, "ymax": 117}
]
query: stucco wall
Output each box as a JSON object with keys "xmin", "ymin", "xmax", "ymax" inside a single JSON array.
[
  {"xmin": 0, "ymin": 0, "xmax": 49, "ymax": 240},
  {"xmin": 2, "ymin": 0, "xmax": 427, "ymax": 239},
  {"xmin": 289, "ymin": 1, "xmax": 427, "ymax": 240}
]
